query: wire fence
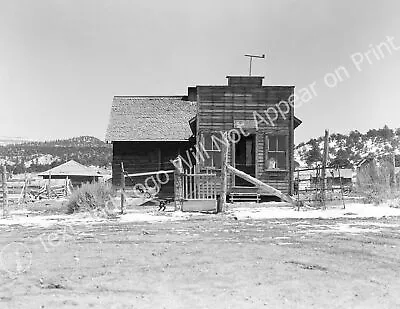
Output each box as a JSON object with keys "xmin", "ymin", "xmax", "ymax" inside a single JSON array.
[{"xmin": 294, "ymin": 166, "xmax": 355, "ymax": 208}]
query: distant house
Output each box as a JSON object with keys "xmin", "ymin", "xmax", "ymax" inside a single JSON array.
[
  {"xmin": 355, "ymin": 156, "xmax": 375, "ymax": 171},
  {"xmin": 326, "ymin": 168, "xmax": 353, "ymax": 186},
  {"xmin": 106, "ymin": 76, "xmax": 302, "ymax": 198},
  {"xmin": 296, "ymin": 168, "xmax": 354, "ymax": 191},
  {"xmin": 38, "ymin": 160, "xmax": 102, "ymax": 187}
]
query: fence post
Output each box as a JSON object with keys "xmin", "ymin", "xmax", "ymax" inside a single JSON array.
[
  {"xmin": 392, "ymin": 152, "xmax": 397, "ymax": 187},
  {"xmin": 120, "ymin": 162, "xmax": 125, "ymax": 214},
  {"xmin": 321, "ymin": 129, "xmax": 329, "ymax": 209},
  {"xmin": 2, "ymin": 165, "xmax": 8, "ymax": 218},
  {"xmin": 219, "ymin": 132, "xmax": 228, "ymax": 213},
  {"xmin": 65, "ymin": 176, "xmax": 69, "ymax": 197},
  {"xmin": 47, "ymin": 172, "xmax": 52, "ymax": 198},
  {"xmin": 296, "ymin": 169, "xmax": 300, "ymax": 211},
  {"xmin": 173, "ymin": 157, "xmax": 183, "ymax": 211},
  {"xmin": 337, "ymin": 167, "xmax": 346, "ymax": 209},
  {"xmin": 23, "ymin": 173, "xmax": 27, "ymax": 203}
]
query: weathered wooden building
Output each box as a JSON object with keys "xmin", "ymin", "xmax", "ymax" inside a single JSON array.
[
  {"xmin": 106, "ymin": 76, "xmax": 301, "ymax": 198},
  {"xmin": 193, "ymin": 76, "xmax": 301, "ymax": 195},
  {"xmin": 106, "ymin": 96, "xmax": 196, "ymax": 196}
]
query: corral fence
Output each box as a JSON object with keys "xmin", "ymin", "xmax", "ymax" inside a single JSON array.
[
  {"xmin": 1, "ymin": 165, "xmax": 73, "ymax": 217},
  {"xmin": 294, "ymin": 166, "xmax": 357, "ymax": 208}
]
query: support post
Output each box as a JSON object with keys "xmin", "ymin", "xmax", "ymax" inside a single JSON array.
[
  {"xmin": 120, "ymin": 162, "xmax": 125, "ymax": 214},
  {"xmin": 321, "ymin": 129, "xmax": 329, "ymax": 209},
  {"xmin": 392, "ymin": 152, "xmax": 397, "ymax": 187},
  {"xmin": 24, "ymin": 173, "xmax": 27, "ymax": 203},
  {"xmin": 172, "ymin": 157, "xmax": 184, "ymax": 211},
  {"xmin": 219, "ymin": 133, "xmax": 229, "ymax": 213},
  {"xmin": 337, "ymin": 167, "xmax": 346, "ymax": 209},
  {"xmin": 47, "ymin": 172, "xmax": 52, "ymax": 198},
  {"xmin": 65, "ymin": 176, "xmax": 69, "ymax": 197},
  {"xmin": 2, "ymin": 165, "xmax": 8, "ymax": 218},
  {"xmin": 296, "ymin": 169, "xmax": 300, "ymax": 211}
]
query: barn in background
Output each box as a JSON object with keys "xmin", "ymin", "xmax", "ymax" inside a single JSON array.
[{"xmin": 38, "ymin": 160, "xmax": 102, "ymax": 187}]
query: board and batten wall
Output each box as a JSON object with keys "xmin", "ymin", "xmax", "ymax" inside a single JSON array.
[
  {"xmin": 112, "ymin": 141, "xmax": 193, "ymax": 196},
  {"xmin": 196, "ymin": 77, "xmax": 295, "ymax": 195}
]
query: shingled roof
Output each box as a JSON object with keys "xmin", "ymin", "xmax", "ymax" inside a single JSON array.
[
  {"xmin": 106, "ymin": 96, "xmax": 197, "ymax": 141},
  {"xmin": 38, "ymin": 160, "xmax": 101, "ymax": 177}
]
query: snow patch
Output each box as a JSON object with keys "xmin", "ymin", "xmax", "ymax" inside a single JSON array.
[{"xmin": 229, "ymin": 203, "xmax": 400, "ymax": 220}]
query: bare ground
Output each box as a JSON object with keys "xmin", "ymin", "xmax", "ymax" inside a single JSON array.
[{"xmin": 1, "ymin": 202, "xmax": 400, "ymax": 309}]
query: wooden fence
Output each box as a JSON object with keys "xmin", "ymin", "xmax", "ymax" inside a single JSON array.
[
  {"xmin": 179, "ymin": 167, "xmax": 218, "ymax": 212},
  {"xmin": 1, "ymin": 165, "xmax": 73, "ymax": 217},
  {"xmin": 294, "ymin": 166, "xmax": 352, "ymax": 209}
]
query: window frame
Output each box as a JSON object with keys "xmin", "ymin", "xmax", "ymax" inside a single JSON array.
[
  {"xmin": 200, "ymin": 133, "xmax": 222, "ymax": 169},
  {"xmin": 265, "ymin": 135, "xmax": 288, "ymax": 170}
]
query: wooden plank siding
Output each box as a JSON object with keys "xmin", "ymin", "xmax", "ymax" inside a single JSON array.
[
  {"xmin": 112, "ymin": 141, "xmax": 193, "ymax": 197},
  {"xmin": 196, "ymin": 81, "xmax": 295, "ymax": 196}
]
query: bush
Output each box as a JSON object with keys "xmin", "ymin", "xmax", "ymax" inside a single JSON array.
[
  {"xmin": 66, "ymin": 182, "xmax": 117, "ymax": 216},
  {"xmin": 356, "ymin": 160, "xmax": 400, "ymax": 204}
]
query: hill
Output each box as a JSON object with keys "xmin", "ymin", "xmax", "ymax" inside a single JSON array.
[
  {"xmin": 0, "ymin": 136, "xmax": 112, "ymax": 174},
  {"xmin": 2, "ymin": 128, "xmax": 398, "ymax": 174},
  {"xmin": 295, "ymin": 125, "xmax": 399, "ymax": 168}
]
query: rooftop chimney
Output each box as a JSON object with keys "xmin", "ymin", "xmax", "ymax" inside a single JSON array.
[
  {"xmin": 187, "ymin": 87, "xmax": 197, "ymax": 101},
  {"xmin": 227, "ymin": 76, "xmax": 264, "ymax": 87}
]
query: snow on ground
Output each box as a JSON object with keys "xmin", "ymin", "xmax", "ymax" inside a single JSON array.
[
  {"xmin": 1, "ymin": 201, "xmax": 400, "ymax": 228},
  {"xmin": 0, "ymin": 210, "xmax": 196, "ymax": 228},
  {"xmin": 228, "ymin": 202, "xmax": 400, "ymax": 220}
]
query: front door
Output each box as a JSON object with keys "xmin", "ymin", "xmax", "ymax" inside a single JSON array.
[{"xmin": 234, "ymin": 134, "xmax": 256, "ymax": 186}]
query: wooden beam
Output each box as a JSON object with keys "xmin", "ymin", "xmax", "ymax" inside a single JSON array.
[
  {"xmin": 126, "ymin": 170, "xmax": 174, "ymax": 177},
  {"xmin": 226, "ymin": 164, "xmax": 295, "ymax": 205}
]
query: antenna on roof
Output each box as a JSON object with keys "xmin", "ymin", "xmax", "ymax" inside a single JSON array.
[{"xmin": 244, "ymin": 54, "xmax": 265, "ymax": 76}]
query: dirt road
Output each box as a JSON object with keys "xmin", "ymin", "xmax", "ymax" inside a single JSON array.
[{"xmin": 1, "ymin": 212, "xmax": 400, "ymax": 308}]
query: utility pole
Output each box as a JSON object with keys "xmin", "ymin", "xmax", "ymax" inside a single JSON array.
[{"xmin": 245, "ymin": 54, "xmax": 265, "ymax": 76}]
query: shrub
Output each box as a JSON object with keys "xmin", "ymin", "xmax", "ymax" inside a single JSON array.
[
  {"xmin": 356, "ymin": 160, "xmax": 400, "ymax": 204},
  {"xmin": 66, "ymin": 182, "xmax": 117, "ymax": 216}
]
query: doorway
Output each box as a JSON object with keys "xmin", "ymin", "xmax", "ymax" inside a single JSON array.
[{"xmin": 234, "ymin": 134, "xmax": 256, "ymax": 186}]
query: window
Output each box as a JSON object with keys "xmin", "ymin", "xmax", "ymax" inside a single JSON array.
[
  {"xmin": 266, "ymin": 135, "xmax": 287, "ymax": 169},
  {"xmin": 200, "ymin": 133, "xmax": 222, "ymax": 169}
]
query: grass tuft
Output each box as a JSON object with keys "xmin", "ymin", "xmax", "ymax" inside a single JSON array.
[{"xmin": 66, "ymin": 182, "xmax": 117, "ymax": 217}]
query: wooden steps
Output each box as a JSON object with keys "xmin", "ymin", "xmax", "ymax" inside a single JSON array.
[
  {"xmin": 229, "ymin": 191, "xmax": 260, "ymax": 203},
  {"xmin": 229, "ymin": 186, "xmax": 260, "ymax": 203}
]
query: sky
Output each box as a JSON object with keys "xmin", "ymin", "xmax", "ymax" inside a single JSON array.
[{"xmin": 0, "ymin": 0, "xmax": 399, "ymax": 143}]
